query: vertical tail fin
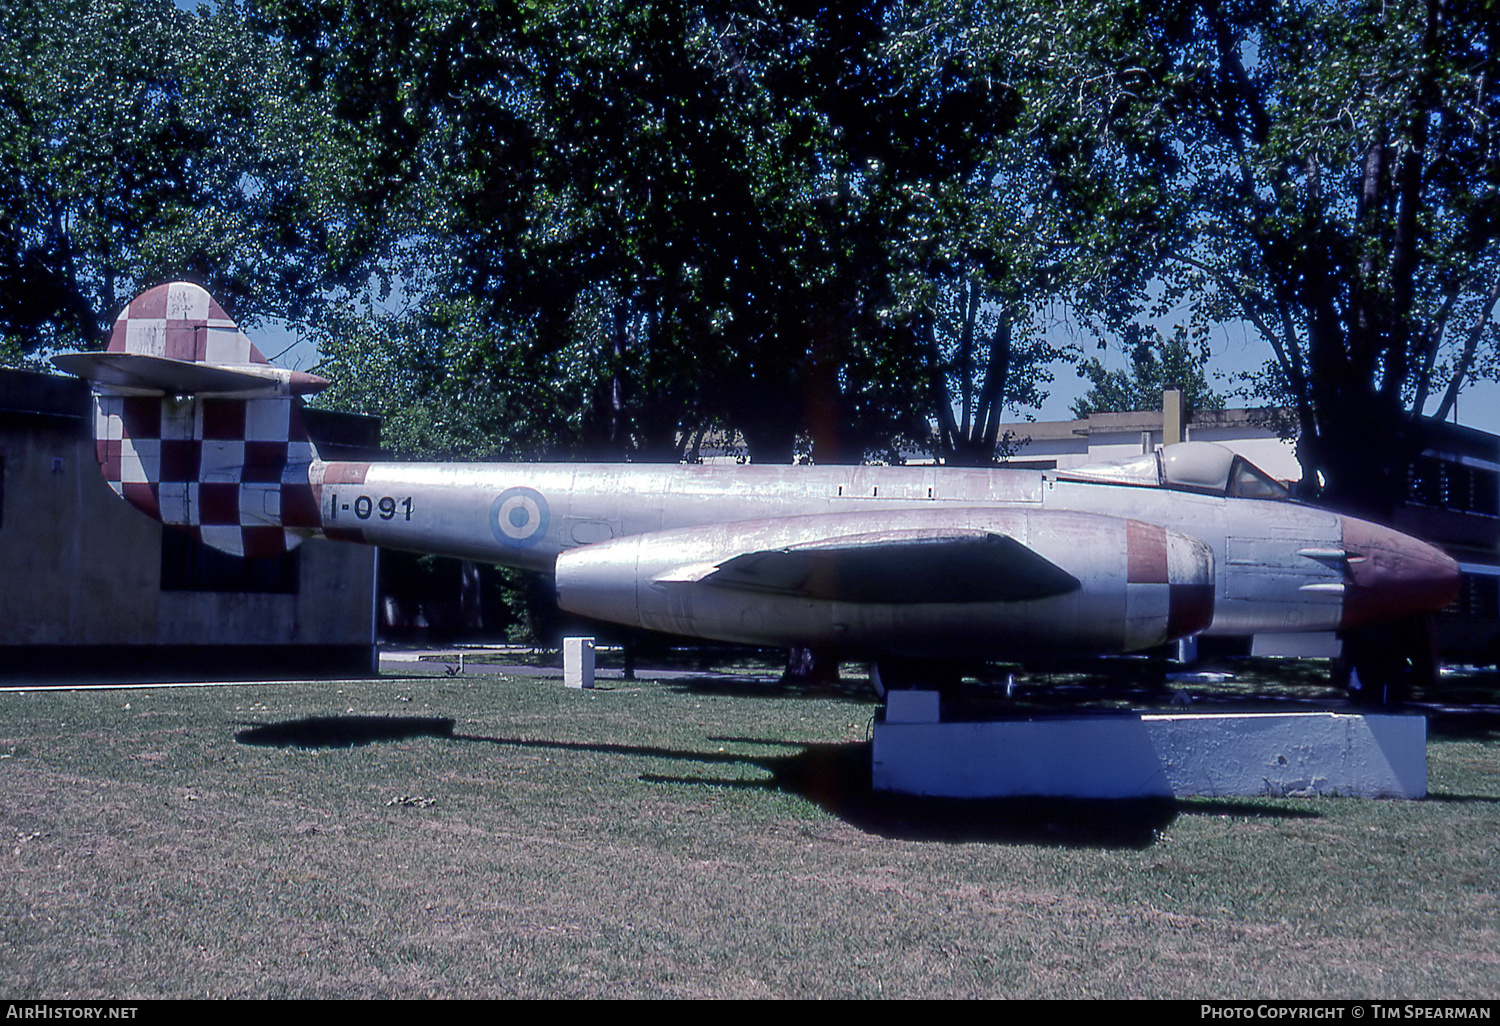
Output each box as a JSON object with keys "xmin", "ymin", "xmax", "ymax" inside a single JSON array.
[{"xmin": 54, "ymin": 282, "xmax": 327, "ymax": 558}]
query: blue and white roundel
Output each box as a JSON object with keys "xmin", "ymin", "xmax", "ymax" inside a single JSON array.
[{"xmin": 490, "ymin": 487, "xmax": 550, "ymax": 548}]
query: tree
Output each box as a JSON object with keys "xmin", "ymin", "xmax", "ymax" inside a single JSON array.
[
  {"xmin": 1071, "ymin": 323, "xmax": 1225, "ymax": 417},
  {"xmin": 0, "ymin": 0, "xmax": 357, "ymax": 356},
  {"xmin": 254, "ymin": 0, "xmax": 1071, "ymax": 465},
  {"xmin": 310, "ymin": 297, "xmax": 583, "ymax": 460},
  {"xmin": 1021, "ymin": 0, "xmax": 1500, "ymax": 520},
  {"xmin": 927, "ymin": 284, "xmax": 1056, "ymax": 464}
]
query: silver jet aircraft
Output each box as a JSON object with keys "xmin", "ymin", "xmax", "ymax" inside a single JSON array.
[{"xmin": 56, "ymin": 283, "xmax": 1460, "ymax": 688}]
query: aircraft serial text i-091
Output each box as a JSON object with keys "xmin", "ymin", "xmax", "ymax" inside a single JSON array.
[{"xmin": 55, "ymin": 283, "xmax": 1461, "ymax": 689}]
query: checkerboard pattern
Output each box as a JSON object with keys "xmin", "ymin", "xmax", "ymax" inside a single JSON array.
[
  {"xmin": 106, "ymin": 281, "xmax": 270, "ymax": 365},
  {"xmin": 91, "ymin": 283, "xmax": 322, "ymax": 558}
]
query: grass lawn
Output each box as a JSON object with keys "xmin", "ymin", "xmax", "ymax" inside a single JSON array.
[{"xmin": 1, "ymin": 661, "xmax": 1497, "ymax": 999}]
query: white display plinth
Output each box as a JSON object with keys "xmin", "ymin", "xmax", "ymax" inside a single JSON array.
[
  {"xmin": 563, "ymin": 636, "xmax": 596, "ymax": 689},
  {"xmin": 873, "ymin": 696, "xmax": 1425, "ymax": 799}
]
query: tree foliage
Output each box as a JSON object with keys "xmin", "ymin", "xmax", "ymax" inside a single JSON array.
[
  {"xmin": 257, "ymin": 0, "xmax": 1075, "ymax": 464},
  {"xmin": 0, "ymin": 0, "xmax": 360, "ymax": 355},
  {"xmin": 1071, "ymin": 324, "xmax": 1225, "ymax": 417},
  {"xmin": 1022, "ymin": 0, "xmax": 1500, "ymax": 516},
  {"xmin": 310, "ymin": 297, "xmax": 582, "ymax": 460},
  {"xmin": 11, "ymin": 0, "xmax": 1498, "ymax": 495}
]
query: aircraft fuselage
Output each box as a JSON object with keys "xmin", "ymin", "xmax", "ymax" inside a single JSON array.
[{"xmin": 306, "ymin": 455, "xmax": 1453, "ymax": 661}]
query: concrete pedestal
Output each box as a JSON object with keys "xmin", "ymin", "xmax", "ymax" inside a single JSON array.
[{"xmin": 873, "ymin": 695, "xmax": 1425, "ymax": 799}]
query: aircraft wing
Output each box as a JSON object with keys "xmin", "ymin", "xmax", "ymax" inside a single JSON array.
[{"xmin": 659, "ymin": 528, "xmax": 1081, "ymax": 604}]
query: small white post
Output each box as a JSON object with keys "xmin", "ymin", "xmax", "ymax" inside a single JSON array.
[
  {"xmin": 1175, "ymin": 635, "xmax": 1198, "ymax": 664},
  {"xmin": 563, "ymin": 636, "xmax": 596, "ymax": 689}
]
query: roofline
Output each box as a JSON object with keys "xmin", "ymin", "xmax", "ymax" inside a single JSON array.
[{"xmin": 1004, "ymin": 407, "xmax": 1291, "ymax": 443}]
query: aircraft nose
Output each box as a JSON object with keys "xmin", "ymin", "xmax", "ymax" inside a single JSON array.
[{"xmin": 1339, "ymin": 517, "xmax": 1461, "ymax": 629}]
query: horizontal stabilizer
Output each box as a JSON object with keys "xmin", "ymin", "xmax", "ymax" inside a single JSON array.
[
  {"xmin": 696, "ymin": 528, "xmax": 1081, "ymax": 604},
  {"xmin": 52, "ymin": 352, "xmax": 329, "ymax": 397}
]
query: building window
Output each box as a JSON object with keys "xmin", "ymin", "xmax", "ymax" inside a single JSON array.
[
  {"xmin": 1442, "ymin": 573, "xmax": 1500, "ymax": 619},
  {"xmin": 159, "ymin": 529, "xmax": 300, "ymax": 594},
  {"xmin": 1408, "ymin": 457, "xmax": 1500, "ymax": 517}
]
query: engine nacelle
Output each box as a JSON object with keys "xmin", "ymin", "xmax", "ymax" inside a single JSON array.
[{"xmin": 555, "ymin": 508, "xmax": 1213, "ymax": 661}]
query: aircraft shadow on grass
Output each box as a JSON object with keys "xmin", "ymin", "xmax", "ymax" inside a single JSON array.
[
  {"xmin": 232, "ymin": 711, "xmax": 1320, "ymax": 849},
  {"xmin": 234, "ymin": 715, "xmax": 456, "ymax": 748}
]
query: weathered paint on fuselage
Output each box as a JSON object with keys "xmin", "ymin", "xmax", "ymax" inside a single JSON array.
[
  {"xmin": 1042, "ymin": 477, "xmax": 1345, "ymax": 635},
  {"xmin": 315, "ymin": 461, "xmax": 1045, "ymax": 572},
  {"xmin": 309, "ymin": 459, "xmax": 1343, "ymax": 643}
]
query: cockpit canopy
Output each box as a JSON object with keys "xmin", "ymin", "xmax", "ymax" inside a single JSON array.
[{"xmin": 1059, "ymin": 442, "xmax": 1290, "ymax": 499}]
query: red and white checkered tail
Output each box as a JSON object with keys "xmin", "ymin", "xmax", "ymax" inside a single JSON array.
[{"xmin": 54, "ymin": 282, "xmax": 329, "ymax": 558}]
